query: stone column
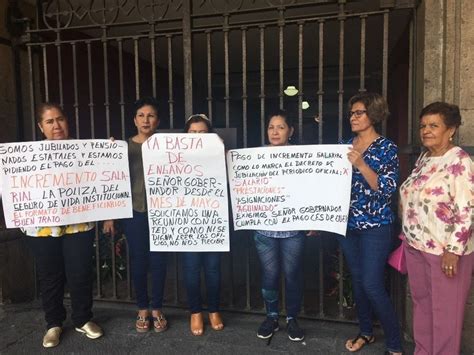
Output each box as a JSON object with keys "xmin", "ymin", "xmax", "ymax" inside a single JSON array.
[
  {"xmin": 412, "ymin": 1, "xmax": 474, "ymax": 353},
  {"xmin": 414, "ymin": 0, "xmax": 474, "ymax": 147}
]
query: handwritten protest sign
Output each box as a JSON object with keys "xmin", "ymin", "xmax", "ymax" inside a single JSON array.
[
  {"xmin": 142, "ymin": 133, "xmax": 229, "ymax": 252},
  {"xmin": 0, "ymin": 140, "xmax": 132, "ymax": 228},
  {"xmin": 227, "ymin": 145, "xmax": 352, "ymax": 236}
]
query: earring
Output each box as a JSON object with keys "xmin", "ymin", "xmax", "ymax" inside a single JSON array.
[{"xmin": 449, "ymin": 136, "xmax": 453, "ymax": 142}]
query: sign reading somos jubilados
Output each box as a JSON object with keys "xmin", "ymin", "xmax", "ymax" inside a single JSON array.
[
  {"xmin": 227, "ymin": 145, "xmax": 352, "ymax": 236},
  {"xmin": 0, "ymin": 140, "xmax": 132, "ymax": 228},
  {"xmin": 142, "ymin": 133, "xmax": 229, "ymax": 252}
]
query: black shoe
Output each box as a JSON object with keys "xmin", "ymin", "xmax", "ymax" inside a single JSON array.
[
  {"xmin": 286, "ymin": 318, "xmax": 304, "ymax": 341},
  {"xmin": 257, "ymin": 317, "xmax": 279, "ymax": 339}
]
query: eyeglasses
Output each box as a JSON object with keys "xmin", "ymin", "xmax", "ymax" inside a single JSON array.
[
  {"xmin": 186, "ymin": 113, "xmax": 210, "ymax": 122},
  {"xmin": 348, "ymin": 110, "xmax": 367, "ymax": 118}
]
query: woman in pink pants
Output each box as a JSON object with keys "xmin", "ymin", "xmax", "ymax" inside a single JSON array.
[{"xmin": 400, "ymin": 102, "xmax": 473, "ymax": 355}]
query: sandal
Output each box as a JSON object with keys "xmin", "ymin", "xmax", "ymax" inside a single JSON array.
[
  {"xmin": 345, "ymin": 333, "xmax": 375, "ymax": 352},
  {"xmin": 151, "ymin": 310, "xmax": 168, "ymax": 333},
  {"xmin": 209, "ymin": 312, "xmax": 224, "ymax": 331},
  {"xmin": 190, "ymin": 312, "xmax": 204, "ymax": 336},
  {"xmin": 136, "ymin": 311, "xmax": 150, "ymax": 333}
]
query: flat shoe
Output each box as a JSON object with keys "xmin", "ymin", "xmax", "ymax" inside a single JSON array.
[
  {"xmin": 345, "ymin": 333, "xmax": 375, "ymax": 352},
  {"xmin": 75, "ymin": 321, "xmax": 103, "ymax": 339},
  {"xmin": 190, "ymin": 313, "xmax": 204, "ymax": 336},
  {"xmin": 209, "ymin": 312, "xmax": 224, "ymax": 331},
  {"xmin": 43, "ymin": 327, "xmax": 62, "ymax": 348}
]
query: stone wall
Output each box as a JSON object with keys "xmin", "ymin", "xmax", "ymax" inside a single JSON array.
[
  {"xmin": 0, "ymin": 2, "xmax": 17, "ymax": 143},
  {"xmin": 413, "ymin": 0, "xmax": 474, "ymax": 353},
  {"xmin": 0, "ymin": 0, "xmax": 36, "ymax": 305}
]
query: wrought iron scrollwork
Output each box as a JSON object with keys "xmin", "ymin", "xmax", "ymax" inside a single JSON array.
[
  {"xmin": 43, "ymin": 0, "xmax": 74, "ymax": 30},
  {"xmin": 136, "ymin": 0, "xmax": 174, "ymax": 22},
  {"xmin": 40, "ymin": 0, "xmax": 338, "ymax": 29},
  {"xmin": 208, "ymin": 0, "xmax": 244, "ymax": 13}
]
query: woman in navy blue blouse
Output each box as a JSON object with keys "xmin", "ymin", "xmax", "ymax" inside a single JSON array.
[{"xmin": 339, "ymin": 93, "xmax": 402, "ymax": 354}]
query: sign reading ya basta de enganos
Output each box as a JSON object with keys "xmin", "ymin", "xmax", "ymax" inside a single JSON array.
[
  {"xmin": 227, "ymin": 144, "xmax": 353, "ymax": 236},
  {"xmin": 142, "ymin": 133, "xmax": 229, "ymax": 252},
  {"xmin": 0, "ymin": 139, "xmax": 132, "ymax": 228}
]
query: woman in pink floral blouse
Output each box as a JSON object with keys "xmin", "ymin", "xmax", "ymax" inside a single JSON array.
[{"xmin": 400, "ymin": 102, "xmax": 473, "ymax": 355}]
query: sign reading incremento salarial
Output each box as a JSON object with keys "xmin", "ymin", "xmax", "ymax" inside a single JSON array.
[
  {"xmin": 142, "ymin": 133, "xmax": 229, "ymax": 252},
  {"xmin": 0, "ymin": 140, "xmax": 132, "ymax": 228},
  {"xmin": 227, "ymin": 145, "xmax": 352, "ymax": 236}
]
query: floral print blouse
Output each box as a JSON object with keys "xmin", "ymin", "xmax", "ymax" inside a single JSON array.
[
  {"xmin": 400, "ymin": 146, "xmax": 473, "ymax": 256},
  {"xmin": 22, "ymin": 222, "xmax": 95, "ymax": 237}
]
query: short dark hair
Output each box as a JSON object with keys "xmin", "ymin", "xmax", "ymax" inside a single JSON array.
[
  {"xmin": 133, "ymin": 96, "xmax": 159, "ymax": 117},
  {"xmin": 184, "ymin": 114, "xmax": 214, "ymax": 133},
  {"xmin": 266, "ymin": 109, "xmax": 294, "ymax": 129},
  {"xmin": 348, "ymin": 92, "xmax": 389, "ymax": 124},
  {"xmin": 419, "ymin": 101, "xmax": 462, "ymax": 129},
  {"xmin": 36, "ymin": 102, "xmax": 66, "ymax": 123}
]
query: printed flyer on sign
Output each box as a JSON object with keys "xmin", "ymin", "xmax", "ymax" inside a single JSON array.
[
  {"xmin": 142, "ymin": 133, "xmax": 229, "ymax": 252},
  {"xmin": 227, "ymin": 145, "xmax": 352, "ymax": 236},
  {"xmin": 0, "ymin": 139, "xmax": 133, "ymax": 228}
]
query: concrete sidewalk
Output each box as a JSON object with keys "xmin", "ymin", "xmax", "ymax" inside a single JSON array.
[{"xmin": 0, "ymin": 302, "xmax": 414, "ymax": 354}]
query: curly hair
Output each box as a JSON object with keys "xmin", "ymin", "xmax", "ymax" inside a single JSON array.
[{"xmin": 419, "ymin": 101, "xmax": 462, "ymax": 129}]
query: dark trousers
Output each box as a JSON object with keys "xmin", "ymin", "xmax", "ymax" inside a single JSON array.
[
  {"xmin": 123, "ymin": 210, "xmax": 167, "ymax": 309},
  {"xmin": 26, "ymin": 230, "xmax": 95, "ymax": 330},
  {"xmin": 337, "ymin": 224, "xmax": 402, "ymax": 353},
  {"xmin": 253, "ymin": 232, "xmax": 305, "ymax": 319},
  {"xmin": 181, "ymin": 252, "xmax": 221, "ymax": 313}
]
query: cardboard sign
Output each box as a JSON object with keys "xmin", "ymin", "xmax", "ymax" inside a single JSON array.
[
  {"xmin": 227, "ymin": 145, "xmax": 352, "ymax": 236},
  {"xmin": 142, "ymin": 133, "xmax": 229, "ymax": 251},
  {"xmin": 0, "ymin": 140, "xmax": 132, "ymax": 228}
]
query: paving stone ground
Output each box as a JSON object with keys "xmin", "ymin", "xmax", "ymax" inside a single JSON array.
[{"xmin": 0, "ymin": 301, "xmax": 415, "ymax": 354}]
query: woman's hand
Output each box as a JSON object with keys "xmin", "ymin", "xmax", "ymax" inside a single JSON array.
[
  {"xmin": 306, "ymin": 230, "xmax": 320, "ymax": 237},
  {"xmin": 103, "ymin": 220, "xmax": 116, "ymax": 236},
  {"xmin": 347, "ymin": 147, "xmax": 379, "ymax": 191},
  {"xmin": 441, "ymin": 250, "xmax": 459, "ymax": 278},
  {"xmin": 347, "ymin": 147, "xmax": 366, "ymax": 169}
]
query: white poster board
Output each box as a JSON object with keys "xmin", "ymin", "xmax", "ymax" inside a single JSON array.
[
  {"xmin": 227, "ymin": 145, "xmax": 352, "ymax": 236},
  {"xmin": 142, "ymin": 133, "xmax": 229, "ymax": 252},
  {"xmin": 0, "ymin": 140, "xmax": 132, "ymax": 228}
]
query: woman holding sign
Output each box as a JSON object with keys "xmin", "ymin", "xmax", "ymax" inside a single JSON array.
[
  {"xmin": 24, "ymin": 103, "xmax": 103, "ymax": 348},
  {"xmin": 254, "ymin": 110, "xmax": 305, "ymax": 342},
  {"xmin": 338, "ymin": 93, "xmax": 402, "ymax": 354},
  {"xmin": 181, "ymin": 114, "xmax": 224, "ymax": 336},
  {"xmin": 103, "ymin": 97, "xmax": 168, "ymax": 333}
]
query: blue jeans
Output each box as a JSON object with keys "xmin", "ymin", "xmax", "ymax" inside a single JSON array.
[
  {"xmin": 338, "ymin": 224, "xmax": 402, "ymax": 353},
  {"xmin": 181, "ymin": 252, "xmax": 221, "ymax": 313},
  {"xmin": 254, "ymin": 232, "xmax": 305, "ymax": 318},
  {"xmin": 123, "ymin": 210, "xmax": 167, "ymax": 310}
]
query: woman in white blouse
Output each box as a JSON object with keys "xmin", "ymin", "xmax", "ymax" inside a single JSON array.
[{"xmin": 399, "ymin": 102, "xmax": 473, "ymax": 355}]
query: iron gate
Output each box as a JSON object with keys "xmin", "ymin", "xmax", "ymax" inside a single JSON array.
[{"xmin": 16, "ymin": 0, "xmax": 418, "ymax": 323}]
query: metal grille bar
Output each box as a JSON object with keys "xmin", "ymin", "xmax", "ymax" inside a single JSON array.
[
  {"xmin": 206, "ymin": 30, "xmax": 213, "ymax": 121},
  {"xmin": 21, "ymin": 1, "xmax": 414, "ymax": 324}
]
